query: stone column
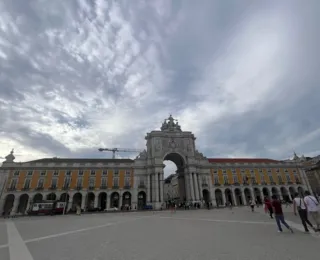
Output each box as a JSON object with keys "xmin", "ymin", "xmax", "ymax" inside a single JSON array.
[
  {"xmin": 193, "ymin": 173, "xmax": 200, "ymax": 200},
  {"xmin": 197, "ymin": 174, "xmax": 202, "ymax": 200},
  {"xmin": 155, "ymin": 173, "xmax": 159, "ymax": 203},
  {"xmin": 189, "ymin": 173, "xmax": 195, "ymax": 201},
  {"xmin": 147, "ymin": 174, "xmax": 151, "ymax": 203},
  {"xmin": 207, "ymin": 174, "xmax": 215, "ymax": 206},
  {"xmin": 159, "ymin": 173, "xmax": 164, "ymax": 203}
]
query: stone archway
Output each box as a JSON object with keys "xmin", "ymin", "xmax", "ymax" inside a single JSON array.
[
  {"xmin": 202, "ymin": 189, "xmax": 210, "ymax": 205},
  {"xmin": 98, "ymin": 192, "xmax": 107, "ymax": 211},
  {"xmin": 244, "ymin": 188, "xmax": 252, "ymax": 205},
  {"xmin": 262, "ymin": 187, "xmax": 270, "ymax": 198},
  {"xmin": 225, "ymin": 188, "xmax": 234, "ymax": 206},
  {"xmin": 46, "ymin": 193, "xmax": 56, "ymax": 201},
  {"xmin": 138, "ymin": 191, "xmax": 147, "ymax": 210},
  {"xmin": 33, "ymin": 193, "xmax": 43, "ymax": 202},
  {"xmin": 280, "ymin": 187, "xmax": 290, "ymax": 202},
  {"xmin": 271, "ymin": 187, "xmax": 279, "ymax": 199},
  {"xmin": 253, "ymin": 188, "xmax": 262, "ymax": 204},
  {"xmin": 17, "ymin": 194, "xmax": 29, "ymax": 214},
  {"xmin": 163, "ymin": 152, "xmax": 187, "ymax": 204},
  {"xmin": 234, "ymin": 188, "xmax": 243, "ymax": 206},
  {"xmin": 72, "ymin": 193, "xmax": 82, "ymax": 211},
  {"xmin": 2, "ymin": 194, "xmax": 15, "ymax": 216},
  {"xmin": 122, "ymin": 191, "xmax": 132, "ymax": 209},
  {"xmin": 86, "ymin": 192, "xmax": 95, "ymax": 211},
  {"xmin": 289, "ymin": 186, "xmax": 296, "ymax": 199},
  {"xmin": 110, "ymin": 192, "xmax": 120, "ymax": 208},
  {"xmin": 215, "ymin": 189, "xmax": 223, "ymax": 206}
]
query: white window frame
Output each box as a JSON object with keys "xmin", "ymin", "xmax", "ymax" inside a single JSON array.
[
  {"xmin": 51, "ymin": 178, "xmax": 57, "ymax": 188},
  {"xmin": 125, "ymin": 177, "xmax": 131, "ymax": 187},
  {"xmin": 13, "ymin": 171, "xmax": 20, "ymax": 176},
  {"xmin": 53, "ymin": 170, "xmax": 59, "ymax": 176},
  {"xmin": 101, "ymin": 177, "xmax": 107, "ymax": 187},
  {"xmin": 65, "ymin": 170, "xmax": 71, "ymax": 176},
  {"xmin": 77, "ymin": 178, "xmax": 83, "ymax": 188},
  {"xmin": 233, "ymin": 175, "xmax": 238, "ymax": 183},
  {"xmin": 27, "ymin": 170, "xmax": 33, "ymax": 176},
  {"xmin": 89, "ymin": 177, "xmax": 95, "ymax": 188},
  {"xmin": 102, "ymin": 170, "xmax": 108, "ymax": 176},
  {"xmin": 214, "ymin": 177, "xmax": 219, "ymax": 184},
  {"xmin": 269, "ymin": 175, "xmax": 274, "ymax": 183},
  {"xmin": 37, "ymin": 178, "xmax": 44, "ymax": 188},
  {"xmin": 40, "ymin": 170, "xmax": 46, "ymax": 176},
  {"xmin": 113, "ymin": 177, "xmax": 119, "ymax": 187},
  {"xmin": 90, "ymin": 170, "xmax": 96, "ymax": 176},
  {"xmin": 286, "ymin": 175, "xmax": 291, "ymax": 182},
  {"xmin": 223, "ymin": 175, "xmax": 229, "ymax": 184},
  {"xmin": 10, "ymin": 178, "xmax": 17, "ymax": 189},
  {"xmin": 78, "ymin": 170, "xmax": 84, "ymax": 176},
  {"xmin": 24, "ymin": 178, "xmax": 31, "ymax": 189}
]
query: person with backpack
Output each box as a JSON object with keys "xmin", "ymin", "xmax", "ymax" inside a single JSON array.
[
  {"xmin": 304, "ymin": 191, "xmax": 320, "ymax": 231},
  {"xmin": 271, "ymin": 195, "xmax": 294, "ymax": 233},
  {"xmin": 293, "ymin": 192, "xmax": 316, "ymax": 233}
]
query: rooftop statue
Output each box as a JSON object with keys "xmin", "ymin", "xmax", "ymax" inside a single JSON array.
[{"xmin": 160, "ymin": 115, "xmax": 182, "ymax": 132}]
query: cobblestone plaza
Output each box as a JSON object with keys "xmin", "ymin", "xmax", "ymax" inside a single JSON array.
[{"xmin": 1, "ymin": 207, "xmax": 319, "ymax": 260}]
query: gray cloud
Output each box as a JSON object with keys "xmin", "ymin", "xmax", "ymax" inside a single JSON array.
[{"xmin": 0, "ymin": 0, "xmax": 319, "ymax": 172}]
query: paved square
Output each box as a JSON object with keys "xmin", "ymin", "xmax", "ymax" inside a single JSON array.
[{"xmin": 0, "ymin": 207, "xmax": 319, "ymax": 260}]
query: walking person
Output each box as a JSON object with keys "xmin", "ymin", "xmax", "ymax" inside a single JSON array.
[
  {"xmin": 264, "ymin": 197, "xmax": 273, "ymax": 219},
  {"xmin": 271, "ymin": 195, "xmax": 294, "ymax": 233},
  {"xmin": 249, "ymin": 199, "xmax": 255, "ymax": 212},
  {"xmin": 293, "ymin": 192, "xmax": 316, "ymax": 233},
  {"xmin": 304, "ymin": 191, "xmax": 320, "ymax": 231}
]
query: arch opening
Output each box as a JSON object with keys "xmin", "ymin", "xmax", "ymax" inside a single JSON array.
[{"xmin": 163, "ymin": 152, "xmax": 187, "ymax": 206}]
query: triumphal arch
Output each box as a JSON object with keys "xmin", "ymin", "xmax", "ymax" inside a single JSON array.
[{"xmin": 134, "ymin": 115, "xmax": 213, "ymax": 209}]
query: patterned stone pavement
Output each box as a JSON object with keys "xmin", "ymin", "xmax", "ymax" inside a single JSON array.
[{"xmin": 0, "ymin": 207, "xmax": 319, "ymax": 260}]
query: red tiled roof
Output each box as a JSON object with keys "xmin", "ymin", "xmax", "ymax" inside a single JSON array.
[{"xmin": 208, "ymin": 158, "xmax": 279, "ymax": 163}]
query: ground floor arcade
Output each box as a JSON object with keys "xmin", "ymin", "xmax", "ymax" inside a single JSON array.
[{"xmin": 1, "ymin": 189, "xmax": 147, "ymax": 216}]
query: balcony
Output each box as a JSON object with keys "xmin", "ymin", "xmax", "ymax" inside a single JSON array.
[
  {"xmin": 36, "ymin": 187, "xmax": 44, "ymax": 191},
  {"xmin": 138, "ymin": 184, "xmax": 146, "ymax": 189},
  {"xmin": 124, "ymin": 185, "xmax": 131, "ymax": 189},
  {"xmin": 287, "ymin": 181, "xmax": 293, "ymax": 184},
  {"xmin": 88, "ymin": 186, "xmax": 95, "ymax": 190},
  {"xmin": 296, "ymin": 181, "xmax": 301, "ymax": 184},
  {"xmin": 270, "ymin": 182, "xmax": 276, "ymax": 185},
  {"xmin": 22, "ymin": 187, "xmax": 30, "ymax": 191},
  {"xmin": 7, "ymin": 187, "xmax": 16, "ymax": 191},
  {"xmin": 214, "ymin": 183, "xmax": 221, "ymax": 186},
  {"xmin": 278, "ymin": 181, "xmax": 284, "ymax": 185},
  {"xmin": 224, "ymin": 183, "xmax": 230, "ymax": 186},
  {"xmin": 49, "ymin": 186, "xmax": 57, "ymax": 190},
  {"xmin": 62, "ymin": 186, "xmax": 70, "ymax": 190},
  {"xmin": 76, "ymin": 186, "xmax": 83, "ymax": 190},
  {"xmin": 243, "ymin": 182, "xmax": 249, "ymax": 186},
  {"xmin": 112, "ymin": 185, "xmax": 119, "ymax": 189},
  {"xmin": 233, "ymin": 182, "xmax": 240, "ymax": 186}
]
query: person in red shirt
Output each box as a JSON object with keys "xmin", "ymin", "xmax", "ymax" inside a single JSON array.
[{"xmin": 271, "ymin": 195, "xmax": 294, "ymax": 233}]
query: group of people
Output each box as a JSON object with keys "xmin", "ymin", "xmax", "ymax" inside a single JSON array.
[{"xmin": 263, "ymin": 191, "xmax": 320, "ymax": 233}]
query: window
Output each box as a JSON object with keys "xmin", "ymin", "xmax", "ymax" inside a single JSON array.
[
  {"xmin": 51, "ymin": 178, "xmax": 57, "ymax": 188},
  {"xmin": 276, "ymin": 169, "xmax": 280, "ymax": 173},
  {"xmin": 113, "ymin": 177, "xmax": 119, "ymax": 187},
  {"xmin": 294, "ymin": 175, "xmax": 300, "ymax": 182},
  {"xmin": 102, "ymin": 170, "xmax": 108, "ymax": 176},
  {"xmin": 267, "ymin": 169, "xmax": 271, "ymax": 173},
  {"xmin": 64, "ymin": 177, "xmax": 71, "ymax": 188},
  {"xmin": 223, "ymin": 175, "xmax": 229, "ymax": 184},
  {"xmin": 125, "ymin": 177, "xmax": 130, "ymax": 187},
  {"xmin": 250, "ymin": 169, "xmax": 254, "ymax": 175},
  {"xmin": 202, "ymin": 176, "xmax": 207, "ymax": 184},
  {"xmin": 24, "ymin": 179, "xmax": 31, "ymax": 189},
  {"xmin": 243, "ymin": 176, "xmax": 248, "ymax": 183},
  {"xmin": 77, "ymin": 178, "xmax": 82, "ymax": 188},
  {"xmin": 90, "ymin": 170, "xmax": 95, "ymax": 176},
  {"xmin": 89, "ymin": 178, "xmax": 95, "ymax": 188},
  {"xmin": 125, "ymin": 170, "xmax": 131, "ymax": 176},
  {"xmin": 139, "ymin": 177, "xmax": 145, "ymax": 186},
  {"xmin": 37, "ymin": 179, "xmax": 44, "ymax": 188},
  {"xmin": 222, "ymin": 170, "xmax": 226, "ymax": 174},
  {"xmin": 233, "ymin": 176, "xmax": 238, "ymax": 183},
  {"xmin": 114, "ymin": 169, "xmax": 119, "ymax": 175},
  {"xmin": 214, "ymin": 177, "xmax": 219, "ymax": 184},
  {"xmin": 40, "ymin": 170, "xmax": 46, "ymax": 176},
  {"xmin": 13, "ymin": 171, "xmax": 20, "ymax": 176},
  {"xmin": 286, "ymin": 175, "xmax": 291, "ymax": 182},
  {"xmin": 27, "ymin": 171, "xmax": 33, "ymax": 176},
  {"xmin": 269, "ymin": 175, "xmax": 274, "ymax": 183},
  {"xmin": 213, "ymin": 170, "xmax": 218, "ymax": 174},
  {"xmin": 277, "ymin": 175, "xmax": 283, "ymax": 183},
  {"xmin": 78, "ymin": 170, "xmax": 84, "ymax": 176},
  {"xmin": 284, "ymin": 169, "xmax": 288, "ymax": 173},
  {"xmin": 240, "ymin": 169, "xmax": 245, "ymax": 173},
  {"xmin": 65, "ymin": 170, "xmax": 71, "ymax": 176},
  {"xmin": 101, "ymin": 177, "xmax": 107, "ymax": 187},
  {"xmin": 53, "ymin": 170, "xmax": 59, "ymax": 176},
  {"xmin": 251, "ymin": 177, "xmax": 256, "ymax": 184},
  {"xmin": 10, "ymin": 179, "xmax": 17, "ymax": 189}
]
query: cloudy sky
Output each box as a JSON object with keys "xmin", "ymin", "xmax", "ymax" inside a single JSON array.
[{"xmin": 0, "ymin": 0, "xmax": 319, "ymax": 176}]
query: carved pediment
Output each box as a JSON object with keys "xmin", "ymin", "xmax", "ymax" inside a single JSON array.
[{"xmin": 135, "ymin": 149, "xmax": 147, "ymax": 160}]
